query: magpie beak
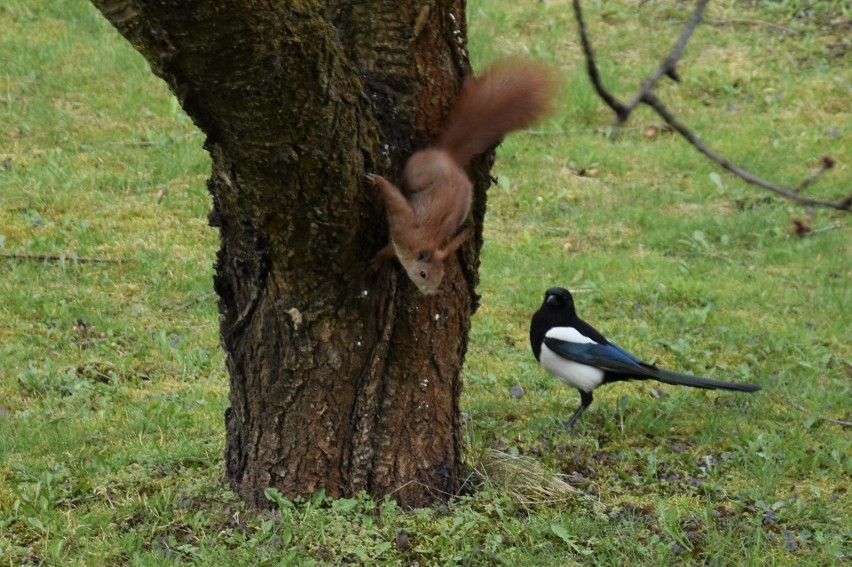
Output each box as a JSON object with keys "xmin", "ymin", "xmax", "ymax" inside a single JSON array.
[{"xmin": 529, "ymin": 287, "xmax": 761, "ymax": 429}]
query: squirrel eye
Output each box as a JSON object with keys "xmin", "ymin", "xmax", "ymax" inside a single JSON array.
[{"xmin": 419, "ymin": 271, "xmax": 427, "ymax": 279}]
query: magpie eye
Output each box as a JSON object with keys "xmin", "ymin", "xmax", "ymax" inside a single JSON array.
[{"xmin": 419, "ymin": 271, "xmax": 427, "ymax": 279}]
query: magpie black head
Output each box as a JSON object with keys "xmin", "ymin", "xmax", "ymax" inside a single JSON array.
[
  {"xmin": 543, "ymin": 287, "xmax": 578, "ymax": 315},
  {"xmin": 530, "ymin": 287, "xmax": 580, "ymax": 360}
]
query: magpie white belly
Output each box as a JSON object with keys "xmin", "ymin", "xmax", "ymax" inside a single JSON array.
[{"xmin": 540, "ymin": 344, "xmax": 605, "ymax": 392}]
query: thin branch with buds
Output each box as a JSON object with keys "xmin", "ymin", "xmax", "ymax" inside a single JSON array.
[{"xmin": 571, "ymin": 0, "xmax": 850, "ymax": 212}]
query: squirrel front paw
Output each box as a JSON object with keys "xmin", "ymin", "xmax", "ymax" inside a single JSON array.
[{"xmin": 366, "ymin": 173, "xmax": 395, "ymax": 189}]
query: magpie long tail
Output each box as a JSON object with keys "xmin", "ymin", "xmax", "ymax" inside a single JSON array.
[{"xmin": 650, "ymin": 368, "xmax": 761, "ymax": 393}]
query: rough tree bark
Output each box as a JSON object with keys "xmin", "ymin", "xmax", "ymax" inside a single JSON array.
[{"xmin": 90, "ymin": 0, "xmax": 488, "ymax": 508}]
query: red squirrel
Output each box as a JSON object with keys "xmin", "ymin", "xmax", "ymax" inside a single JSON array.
[{"xmin": 367, "ymin": 58, "xmax": 558, "ymax": 294}]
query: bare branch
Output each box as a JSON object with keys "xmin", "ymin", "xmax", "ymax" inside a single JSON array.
[
  {"xmin": 571, "ymin": 0, "xmax": 628, "ymax": 121},
  {"xmin": 624, "ymin": 0, "xmax": 711, "ymax": 117},
  {"xmin": 571, "ymin": 0, "xmax": 851, "ymax": 212},
  {"xmin": 642, "ymin": 93, "xmax": 847, "ymax": 211}
]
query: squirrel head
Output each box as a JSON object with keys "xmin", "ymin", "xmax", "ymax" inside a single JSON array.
[
  {"xmin": 398, "ymin": 228, "xmax": 471, "ymax": 295},
  {"xmin": 403, "ymin": 249, "xmax": 444, "ymax": 295}
]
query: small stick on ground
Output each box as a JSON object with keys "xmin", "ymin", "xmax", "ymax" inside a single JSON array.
[
  {"xmin": 789, "ymin": 399, "xmax": 852, "ymax": 427},
  {"xmin": 173, "ymin": 291, "xmax": 217, "ymax": 311},
  {"xmin": 702, "ymin": 16, "xmax": 799, "ymax": 36},
  {"xmin": 0, "ymin": 252, "xmax": 125, "ymax": 264}
]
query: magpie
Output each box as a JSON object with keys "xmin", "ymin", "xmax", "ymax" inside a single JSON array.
[{"xmin": 530, "ymin": 287, "xmax": 761, "ymax": 428}]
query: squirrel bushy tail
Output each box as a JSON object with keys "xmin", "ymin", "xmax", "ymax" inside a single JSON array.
[{"xmin": 437, "ymin": 58, "xmax": 559, "ymax": 167}]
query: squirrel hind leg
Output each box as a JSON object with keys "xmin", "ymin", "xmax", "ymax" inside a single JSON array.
[
  {"xmin": 435, "ymin": 227, "xmax": 472, "ymax": 261},
  {"xmin": 368, "ymin": 242, "xmax": 397, "ymax": 273}
]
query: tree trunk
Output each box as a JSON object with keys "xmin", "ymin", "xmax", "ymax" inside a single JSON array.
[{"xmin": 90, "ymin": 0, "xmax": 486, "ymax": 508}]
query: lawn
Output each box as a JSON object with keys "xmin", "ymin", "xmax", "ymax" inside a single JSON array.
[{"xmin": 1, "ymin": 0, "xmax": 849, "ymax": 565}]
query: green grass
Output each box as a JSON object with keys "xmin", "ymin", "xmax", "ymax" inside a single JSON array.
[{"xmin": 1, "ymin": 0, "xmax": 850, "ymax": 564}]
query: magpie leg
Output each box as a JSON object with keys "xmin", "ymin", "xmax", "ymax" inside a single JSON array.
[{"xmin": 565, "ymin": 391, "xmax": 594, "ymax": 429}]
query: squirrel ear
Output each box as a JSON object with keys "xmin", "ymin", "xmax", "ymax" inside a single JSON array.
[
  {"xmin": 416, "ymin": 250, "xmax": 432, "ymax": 262},
  {"xmin": 435, "ymin": 228, "xmax": 472, "ymax": 261}
]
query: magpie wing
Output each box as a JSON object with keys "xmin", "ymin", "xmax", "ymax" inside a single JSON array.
[{"xmin": 543, "ymin": 337, "xmax": 657, "ymax": 378}]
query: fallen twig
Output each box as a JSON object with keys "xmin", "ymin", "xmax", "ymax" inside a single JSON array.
[
  {"xmin": 789, "ymin": 399, "xmax": 852, "ymax": 427},
  {"xmin": 571, "ymin": 0, "xmax": 851, "ymax": 212},
  {"xmin": 808, "ymin": 223, "xmax": 841, "ymax": 235},
  {"xmin": 0, "ymin": 252, "xmax": 124, "ymax": 264},
  {"xmin": 74, "ymin": 338, "xmax": 110, "ymax": 349},
  {"xmin": 173, "ymin": 291, "xmax": 217, "ymax": 311},
  {"xmin": 526, "ymin": 126, "xmax": 647, "ymax": 136},
  {"xmin": 702, "ymin": 16, "xmax": 799, "ymax": 36}
]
